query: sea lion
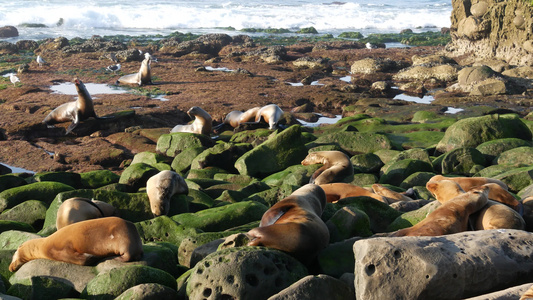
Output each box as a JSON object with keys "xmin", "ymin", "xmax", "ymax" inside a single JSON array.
[
  {"xmin": 371, "ymin": 184, "xmax": 415, "ymax": 203},
  {"xmin": 521, "ymin": 196, "xmax": 533, "ymax": 232},
  {"xmin": 56, "ymin": 197, "xmax": 118, "ymax": 230},
  {"xmin": 521, "ymin": 284, "xmax": 533, "ymax": 300},
  {"xmin": 223, "ymin": 110, "xmax": 244, "ymax": 128},
  {"xmin": 9, "ymin": 217, "xmax": 143, "ymax": 272},
  {"xmin": 247, "ymin": 184, "xmax": 329, "ymax": 261},
  {"xmin": 255, "ymin": 104, "xmax": 283, "ymax": 130},
  {"xmin": 117, "ymin": 52, "xmax": 152, "ymax": 86},
  {"xmin": 146, "ymin": 170, "xmax": 188, "ymax": 216},
  {"xmin": 391, "ymin": 185, "xmax": 489, "ymax": 237},
  {"xmin": 43, "ymin": 78, "xmax": 111, "ymax": 134},
  {"xmin": 429, "ymin": 175, "xmax": 508, "ymax": 191},
  {"xmin": 472, "ymin": 200, "xmax": 525, "ymax": 230},
  {"xmin": 301, "ymin": 150, "xmax": 354, "ymax": 185},
  {"xmin": 318, "ymin": 183, "xmax": 388, "ymax": 203},
  {"xmin": 170, "ymin": 106, "xmax": 212, "ymax": 135}
]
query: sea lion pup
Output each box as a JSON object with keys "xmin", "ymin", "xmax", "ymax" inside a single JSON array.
[
  {"xmin": 170, "ymin": 106, "xmax": 212, "ymax": 135},
  {"xmin": 391, "ymin": 185, "xmax": 489, "ymax": 237},
  {"xmin": 318, "ymin": 183, "xmax": 388, "ymax": 203},
  {"xmin": 301, "ymin": 150, "xmax": 354, "ymax": 185},
  {"xmin": 56, "ymin": 197, "xmax": 118, "ymax": 230},
  {"xmin": 9, "ymin": 217, "xmax": 143, "ymax": 272},
  {"xmin": 371, "ymin": 184, "xmax": 415, "ymax": 203},
  {"xmin": 146, "ymin": 170, "xmax": 188, "ymax": 216},
  {"xmin": 43, "ymin": 78, "xmax": 111, "ymax": 134},
  {"xmin": 117, "ymin": 52, "xmax": 152, "ymax": 86},
  {"xmin": 246, "ymin": 184, "xmax": 329, "ymax": 261},
  {"xmin": 255, "ymin": 104, "xmax": 283, "ymax": 130}
]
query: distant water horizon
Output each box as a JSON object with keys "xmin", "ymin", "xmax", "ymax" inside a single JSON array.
[{"xmin": 1, "ymin": 0, "xmax": 452, "ymax": 41}]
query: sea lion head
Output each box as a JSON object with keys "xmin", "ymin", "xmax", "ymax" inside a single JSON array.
[{"xmin": 426, "ymin": 179, "xmax": 465, "ymax": 203}]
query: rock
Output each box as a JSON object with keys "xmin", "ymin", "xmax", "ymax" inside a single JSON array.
[
  {"xmin": 114, "ymin": 283, "xmax": 180, "ymax": 300},
  {"xmin": 470, "ymin": 2, "xmax": 489, "ymax": 18},
  {"xmin": 494, "ymin": 165, "xmax": 533, "ymax": 193},
  {"xmin": 458, "ymin": 66, "xmax": 495, "ymax": 88},
  {"xmin": 235, "ymin": 125, "xmax": 308, "ymax": 177},
  {"xmin": 0, "ymin": 220, "xmax": 34, "ymax": 233},
  {"xmin": 0, "ymin": 200, "xmax": 47, "ymax": 230},
  {"xmin": 7, "ymin": 276, "xmax": 78, "ymax": 300},
  {"xmin": 313, "ymin": 131, "xmax": 393, "ymax": 156},
  {"xmin": 389, "ymin": 199, "xmax": 432, "ymax": 213},
  {"xmin": 379, "ymin": 159, "xmax": 434, "ymax": 186},
  {"xmin": 400, "ymin": 171, "xmax": 436, "ymax": 189},
  {"xmin": 262, "ymin": 164, "xmax": 321, "ymax": 187},
  {"xmin": 15, "ymin": 40, "xmax": 38, "ymax": 51},
  {"xmin": 37, "ymin": 37, "xmax": 69, "ymax": 52},
  {"xmin": 171, "ymin": 146, "xmax": 205, "ymax": 174},
  {"xmin": 0, "ymin": 182, "xmax": 74, "ymax": 213},
  {"xmin": 245, "ymin": 184, "xmax": 298, "ymax": 207},
  {"xmin": 81, "ymin": 265, "xmax": 176, "ymax": 300},
  {"xmin": 0, "ymin": 165, "xmax": 11, "ymax": 176},
  {"xmin": 386, "ymin": 201, "xmax": 440, "ymax": 231},
  {"xmin": 332, "ymin": 197, "xmax": 403, "ymax": 233},
  {"xmin": 435, "ymin": 114, "xmax": 532, "ymax": 154},
  {"xmin": 186, "ymin": 247, "xmax": 308, "ymax": 300},
  {"xmin": 457, "ymin": 16, "xmax": 490, "ymax": 40},
  {"xmin": 496, "ymin": 146, "xmax": 533, "ymax": 165},
  {"xmin": 326, "ymin": 206, "xmax": 372, "ymax": 242},
  {"xmin": 118, "ymin": 163, "xmax": 159, "ymax": 192},
  {"xmin": 463, "ymin": 283, "xmax": 533, "ymax": 300},
  {"xmin": 0, "ymin": 42, "xmax": 18, "ymax": 55},
  {"xmin": 317, "ymin": 237, "xmax": 362, "ymax": 278},
  {"xmin": 293, "ymin": 57, "xmax": 330, "ymax": 69},
  {"xmin": 523, "ymin": 40, "xmax": 533, "ymax": 54},
  {"xmin": 350, "ymin": 58, "xmax": 399, "ymax": 74},
  {"xmin": 171, "ymin": 201, "xmax": 267, "ymax": 232},
  {"xmin": 191, "ymin": 142, "xmax": 252, "ymax": 173},
  {"xmin": 350, "ymin": 153, "xmax": 383, "ymax": 173},
  {"xmin": 393, "ymin": 65, "xmax": 458, "ymax": 82},
  {"xmin": 135, "ymin": 215, "xmax": 201, "ymax": 248},
  {"xmin": 476, "ymin": 138, "xmax": 532, "ymax": 163},
  {"xmin": 0, "ymin": 175, "xmax": 27, "ymax": 193},
  {"xmin": 440, "ymin": 147, "xmax": 486, "ymax": 176},
  {"xmin": 411, "ymin": 54, "xmax": 456, "ymax": 66},
  {"xmin": 79, "ymin": 170, "xmax": 120, "ymax": 189},
  {"xmin": 178, "ymin": 232, "xmax": 236, "ymax": 268},
  {"xmin": 161, "ymin": 33, "xmax": 232, "ymax": 57},
  {"xmin": 0, "ymin": 26, "xmax": 18, "ymax": 38},
  {"xmin": 353, "ymin": 230, "xmax": 533, "ymax": 300},
  {"xmin": 156, "ymin": 132, "xmax": 214, "ymax": 157},
  {"xmin": 371, "ymin": 81, "xmax": 390, "ymax": 92},
  {"xmin": 131, "ymin": 151, "xmax": 170, "ymax": 168},
  {"xmin": 268, "ymin": 274, "xmax": 355, "ymax": 300},
  {"xmin": 115, "ymin": 48, "xmax": 143, "ymax": 62},
  {"xmin": 470, "ymin": 78, "xmax": 507, "ymax": 96},
  {"xmin": 30, "ymin": 171, "xmax": 82, "ymax": 189},
  {"xmin": 140, "ymin": 243, "xmax": 182, "ymax": 278}
]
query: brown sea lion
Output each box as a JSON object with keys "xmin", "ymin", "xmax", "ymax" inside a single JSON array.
[
  {"xmin": 146, "ymin": 170, "xmax": 188, "ymax": 216},
  {"xmin": 472, "ymin": 200, "xmax": 525, "ymax": 230},
  {"xmin": 117, "ymin": 52, "xmax": 152, "ymax": 86},
  {"xmin": 246, "ymin": 184, "xmax": 329, "ymax": 261},
  {"xmin": 319, "ymin": 183, "xmax": 388, "ymax": 203},
  {"xmin": 521, "ymin": 196, "xmax": 533, "ymax": 232},
  {"xmin": 301, "ymin": 150, "xmax": 354, "ymax": 185},
  {"xmin": 521, "ymin": 284, "xmax": 533, "ymax": 300},
  {"xmin": 426, "ymin": 179, "xmax": 466, "ymax": 203},
  {"xmin": 9, "ymin": 217, "xmax": 143, "ymax": 272},
  {"xmin": 43, "ymin": 78, "xmax": 111, "ymax": 134},
  {"xmin": 170, "ymin": 106, "xmax": 212, "ymax": 135},
  {"xmin": 255, "ymin": 104, "xmax": 283, "ymax": 130},
  {"xmin": 223, "ymin": 110, "xmax": 244, "ymax": 128},
  {"xmin": 371, "ymin": 184, "xmax": 414, "ymax": 203},
  {"xmin": 56, "ymin": 197, "xmax": 118, "ymax": 230},
  {"xmin": 391, "ymin": 185, "xmax": 489, "ymax": 237},
  {"xmin": 429, "ymin": 175, "xmax": 508, "ymax": 191}
]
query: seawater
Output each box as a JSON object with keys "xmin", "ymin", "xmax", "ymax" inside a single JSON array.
[{"xmin": 1, "ymin": 0, "xmax": 452, "ymax": 41}]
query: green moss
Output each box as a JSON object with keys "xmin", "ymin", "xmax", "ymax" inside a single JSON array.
[{"xmin": 338, "ymin": 32, "xmax": 364, "ymax": 39}]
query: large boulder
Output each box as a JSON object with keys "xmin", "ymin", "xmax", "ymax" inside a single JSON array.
[
  {"xmin": 0, "ymin": 26, "xmax": 18, "ymax": 38},
  {"xmin": 268, "ymin": 274, "xmax": 354, "ymax": 300},
  {"xmin": 0, "ymin": 182, "xmax": 74, "ymax": 213},
  {"xmin": 393, "ymin": 65, "xmax": 458, "ymax": 82},
  {"xmin": 156, "ymin": 132, "xmax": 213, "ymax": 158},
  {"xmin": 114, "ymin": 283, "xmax": 180, "ymax": 300},
  {"xmin": 313, "ymin": 131, "xmax": 394, "ymax": 155}
]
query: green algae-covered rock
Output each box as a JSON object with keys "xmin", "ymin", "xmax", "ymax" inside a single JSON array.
[
  {"xmin": 190, "ymin": 142, "xmax": 252, "ymax": 172},
  {"xmin": 235, "ymin": 125, "xmax": 308, "ymax": 177},
  {"xmin": 350, "ymin": 173, "xmax": 378, "ymax": 186},
  {"xmin": 79, "ymin": 170, "xmax": 120, "ymax": 189},
  {"xmin": 386, "ymin": 200, "xmax": 440, "ymax": 231},
  {"xmin": 114, "ymin": 283, "xmax": 179, "ymax": 300},
  {"xmin": 441, "ymin": 147, "xmax": 486, "ymax": 175},
  {"xmin": 389, "ymin": 148, "xmax": 432, "ymax": 165},
  {"xmin": 313, "ymin": 131, "xmax": 393, "ymax": 155},
  {"xmin": 118, "ymin": 163, "xmax": 159, "ymax": 192},
  {"xmin": 476, "ymin": 138, "xmax": 532, "ymax": 163},
  {"xmin": 245, "ymin": 184, "xmax": 298, "ymax": 207},
  {"xmin": 178, "ymin": 232, "xmax": 239, "ymax": 268},
  {"xmin": 379, "ymin": 159, "xmax": 434, "ymax": 186},
  {"xmin": 131, "ymin": 151, "xmax": 170, "ymax": 167},
  {"xmin": 474, "ymin": 164, "xmax": 518, "ymax": 178},
  {"xmin": 185, "ymin": 188, "xmax": 215, "ymax": 212},
  {"xmin": 496, "ymin": 146, "xmax": 533, "ymax": 165},
  {"xmin": 171, "ymin": 146, "xmax": 205, "ymax": 174},
  {"xmin": 494, "ymin": 165, "xmax": 533, "ymax": 193},
  {"xmin": 7, "ymin": 276, "xmax": 78, "ymax": 300},
  {"xmin": 229, "ymin": 128, "xmax": 273, "ymax": 146},
  {"xmin": 350, "ymin": 153, "xmax": 383, "ymax": 173},
  {"xmin": 0, "ymin": 175, "xmax": 27, "ymax": 193},
  {"xmin": 332, "ymin": 197, "xmax": 403, "ymax": 233},
  {"xmin": 318, "ymin": 237, "xmax": 362, "ymax": 278},
  {"xmin": 374, "ymin": 149, "xmax": 401, "ymax": 165},
  {"xmin": 186, "ymin": 247, "xmax": 308, "ymax": 300},
  {"xmin": 141, "ymin": 243, "xmax": 182, "ymax": 278},
  {"xmin": 186, "ymin": 167, "xmax": 229, "ymax": 180},
  {"xmin": 0, "ymin": 200, "xmax": 47, "ymax": 230},
  {"xmin": 0, "ymin": 250, "xmax": 15, "ymax": 286},
  {"xmin": 412, "ymin": 111, "xmax": 440, "ymax": 123},
  {"xmin": 0, "ymin": 230, "xmax": 40, "ymax": 250},
  {"xmin": 436, "ymin": 114, "xmax": 532, "ymax": 153},
  {"xmin": 213, "ymin": 174, "xmax": 256, "ymax": 185},
  {"xmin": 82, "ymin": 265, "xmax": 176, "ymax": 300},
  {"xmin": 400, "ymin": 172, "xmax": 437, "ymax": 189},
  {"xmin": 171, "ymin": 201, "xmax": 268, "ymax": 232},
  {"xmin": 0, "ymin": 182, "xmax": 74, "ymax": 213},
  {"xmin": 156, "ymin": 132, "xmax": 214, "ymax": 158},
  {"xmin": 135, "ymin": 216, "xmax": 201, "ymax": 248},
  {"xmin": 216, "ymin": 182, "xmax": 271, "ymax": 204},
  {"xmin": 262, "ymin": 164, "xmax": 321, "ymax": 187},
  {"xmin": 30, "ymin": 172, "xmax": 82, "ymax": 189},
  {"xmin": 326, "ymin": 206, "xmax": 372, "ymax": 242}
]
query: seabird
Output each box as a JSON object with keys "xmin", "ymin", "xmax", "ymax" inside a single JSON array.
[
  {"xmin": 36, "ymin": 55, "xmax": 46, "ymax": 67},
  {"xmin": 10, "ymin": 74, "xmax": 20, "ymax": 86},
  {"xmin": 106, "ymin": 63, "xmax": 121, "ymax": 74},
  {"xmin": 366, "ymin": 42, "xmax": 378, "ymax": 51}
]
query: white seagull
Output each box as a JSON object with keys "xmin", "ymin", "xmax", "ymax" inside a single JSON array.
[
  {"xmin": 106, "ymin": 63, "xmax": 121, "ymax": 74},
  {"xmin": 36, "ymin": 55, "xmax": 46, "ymax": 67},
  {"xmin": 366, "ymin": 42, "xmax": 378, "ymax": 51},
  {"xmin": 10, "ymin": 74, "xmax": 20, "ymax": 86}
]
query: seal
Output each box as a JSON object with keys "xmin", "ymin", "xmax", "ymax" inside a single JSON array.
[
  {"xmin": 146, "ymin": 170, "xmax": 188, "ymax": 216},
  {"xmin": 56, "ymin": 197, "xmax": 118, "ymax": 230},
  {"xmin": 9, "ymin": 217, "xmax": 143, "ymax": 272},
  {"xmin": 371, "ymin": 184, "xmax": 415, "ymax": 203},
  {"xmin": 170, "ymin": 106, "xmax": 212, "ymax": 135},
  {"xmin": 246, "ymin": 184, "xmax": 329, "ymax": 262},
  {"xmin": 391, "ymin": 185, "xmax": 489, "ymax": 237},
  {"xmin": 255, "ymin": 104, "xmax": 283, "ymax": 130},
  {"xmin": 318, "ymin": 183, "xmax": 388, "ymax": 203},
  {"xmin": 301, "ymin": 150, "xmax": 354, "ymax": 185},
  {"xmin": 43, "ymin": 78, "xmax": 111, "ymax": 134},
  {"xmin": 117, "ymin": 52, "xmax": 152, "ymax": 86}
]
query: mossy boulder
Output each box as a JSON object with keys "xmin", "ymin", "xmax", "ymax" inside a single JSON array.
[
  {"xmin": 313, "ymin": 131, "xmax": 394, "ymax": 155},
  {"xmin": 118, "ymin": 163, "xmax": 160, "ymax": 192},
  {"xmin": 141, "ymin": 243, "xmax": 182, "ymax": 278},
  {"xmin": 494, "ymin": 165, "xmax": 533, "ymax": 193},
  {"xmin": 235, "ymin": 125, "xmax": 308, "ymax": 177},
  {"xmin": 350, "ymin": 153, "xmax": 383, "ymax": 173},
  {"xmin": 318, "ymin": 237, "xmax": 362, "ymax": 278},
  {"xmin": 230, "ymin": 128, "xmax": 273, "ymax": 146},
  {"xmin": 135, "ymin": 216, "xmax": 201, "ymax": 248},
  {"xmin": 0, "ymin": 230, "xmax": 41, "ymax": 250},
  {"xmin": 0, "ymin": 175, "xmax": 27, "ymax": 193},
  {"xmin": 245, "ymin": 184, "xmax": 298, "ymax": 207},
  {"xmin": 387, "ymin": 201, "xmax": 440, "ymax": 231},
  {"xmin": 190, "ymin": 142, "xmax": 252, "ymax": 172},
  {"xmin": 178, "ymin": 232, "xmax": 240, "ymax": 268},
  {"xmin": 436, "ymin": 114, "xmax": 532, "ymax": 153},
  {"xmin": 30, "ymin": 171, "xmax": 82, "ymax": 189},
  {"xmin": 350, "ymin": 173, "xmax": 378, "ymax": 186},
  {"xmin": 0, "ymin": 182, "xmax": 74, "ymax": 213},
  {"xmin": 379, "ymin": 159, "xmax": 434, "ymax": 186},
  {"xmin": 131, "ymin": 152, "xmax": 171, "ymax": 167},
  {"xmin": 0, "ymin": 200, "xmax": 47, "ymax": 230},
  {"xmin": 114, "ymin": 283, "xmax": 180, "ymax": 300},
  {"xmin": 476, "ymin": 138, "xmax": 532, "ymax": 163},
  {"xmin": 400, "ymin": 172, "xmax": 437, "ymax": 189},
  {"xmin": 474, "ymin": 164, "xmax": 518, "ymax": 178},
  {"xmin": 0, "ymin": 220, "xmax": 34, "ymax": 233},
  {"xmin": 441, "ymin": 147, "xmax": 486, "ymax": 176},
  {"xmin": 496, "ymin": 146, "xmax": 533, "ymax": 165},
  {"xmin": 389, "ymin": 148, "xmax": 432, "ymax": 165},
  {"xmin": 79, "ymin": 170, "xmax": 120, "ymax": 189},
  {"xmin": 326, "ymin": 206, "xmax": 372, "ymax": 242},
  {"xmin": 171, "ymin": 201, "xmax": 268, "ymax": 232},
  {"xmin": 262, "ymin": 164, "xmax": 321, "ymax": 187},
  {"xmin": 332, "ymin": 197, "xmax": 403, "ymax": 233},
  {"xmin": 7, "ymin": 276, "xmax": 78, "ymax": 300},
  {"xmin": 156, "ymin": 132, "xmax": 214, "ymax": 157},
  {"xmin": 412, "ymin": 111, "xmax": 440, "ymax": 123},
  {"xmin": 171, "ymin": 147, "xmax": 205, "ymax": 174},
  {"xmin": 81, "ymin": 265, "xmax": 176, "ymax": 300},
  {"xmin": 186, "ymin": 167, "xmax": 229, "ymax": 179}
]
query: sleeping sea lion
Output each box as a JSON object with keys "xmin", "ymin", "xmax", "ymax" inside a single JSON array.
[
  {"xmin": 371, "ymin": 184, "xmax": 415, "ymax": 203},
  {"xmin": 170, "ymin": 106, "xmax": 212, "ymax": 135},
  {"xmin": 117, "ymin": 52, "xmax": 152, "ymax": 86},
  {"xmin": 9, "ymin": 217, "xmax": 143, "ymax": 272},
  {"xmin": 255, "ymin": 104, "xmax": 283, "ymax": 130},
  {"xmin": 429, "ymin": 175, "xmax": 508, "ymax": 191},
  {"xmin": 301, "ymin": 150, "xmax": 354, "ymax": 185},
  {"xmin": 318, "ymin": 183, "xmax": 388, "ymax": 203},
  {"xmin": 246, "ymin": 184, "xmax": 329, "ymax": 262},
  {"xmin": 43, "ymin": 78, "xmax": 111, "ymax": 134},
  {"xmin": 146, "ymin": 170, "xmax": 188, "ymax": 216},
  {"xmin": 56, "ymin": 197, "xmax": 118, "ymax": 230}
]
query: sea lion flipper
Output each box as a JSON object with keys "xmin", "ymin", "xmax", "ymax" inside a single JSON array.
[{"xmin": 66, "ymin": 115, "xmax": 79, "ymax": 135}]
